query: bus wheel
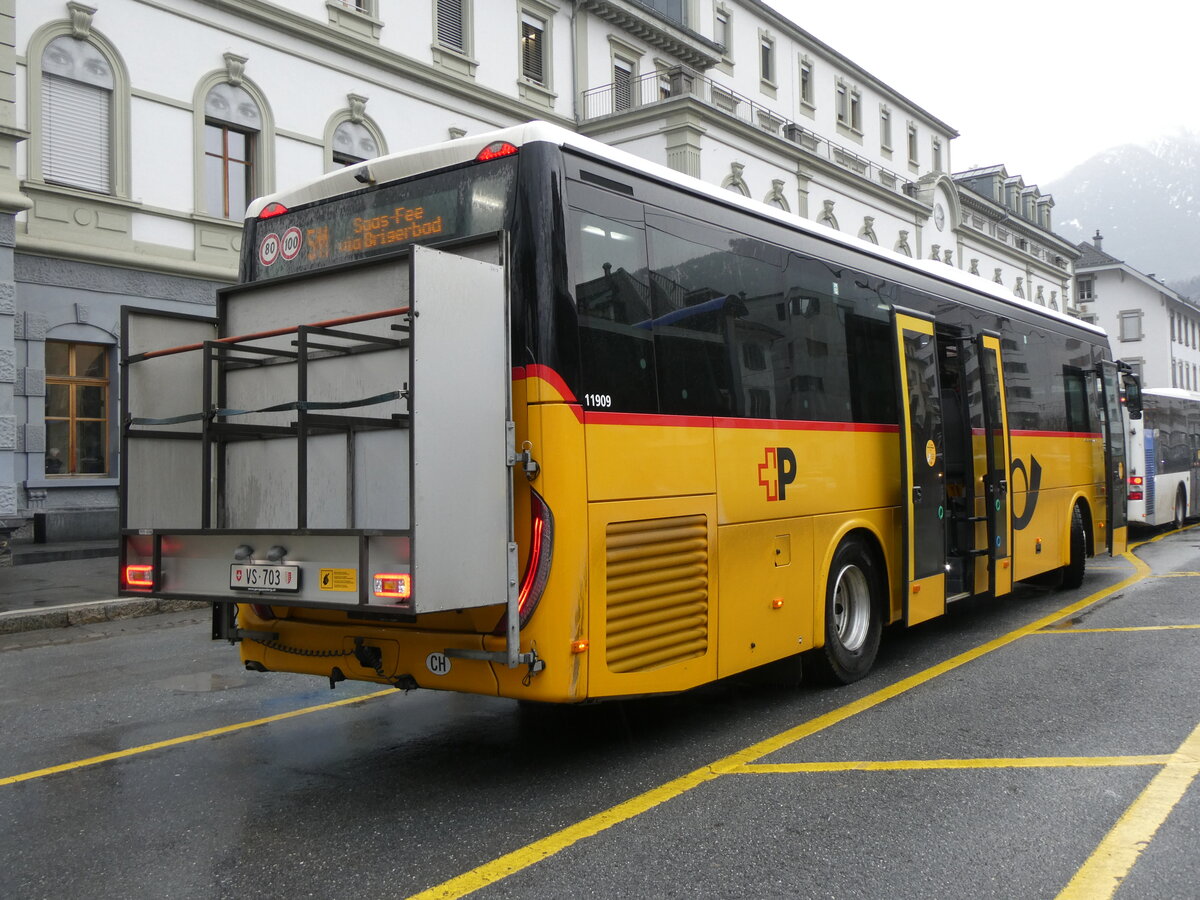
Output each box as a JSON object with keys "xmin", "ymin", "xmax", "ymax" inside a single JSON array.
[
  {"xmin": 1060, "ymin": 504, "xmax": 1087, "ymax": 590},
  {"xmin": 1173, "ymin": 488, "xmax": 1186, "ymax": 531},
  {"xmin": 807, "ymin": 537, "xmax": 882, "ymax": 685}
]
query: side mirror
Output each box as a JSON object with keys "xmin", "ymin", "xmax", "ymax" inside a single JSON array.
[{"xmin": 1122, "ymin": 373, "xmax": 1142, "ymax": 421}]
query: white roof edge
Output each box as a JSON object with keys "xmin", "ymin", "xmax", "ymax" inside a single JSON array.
[
  {"xmin": 247, "ymin": 120, "xmax": 1105, "ymax": 338},
  {"xmin": 1143, "ymin": 387, "xmax": 1200, "ymax": 401}
]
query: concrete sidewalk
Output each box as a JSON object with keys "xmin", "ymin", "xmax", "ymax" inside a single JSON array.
[{"xmin": 0, "ymin": 547, "xmax": 205, "ymax": 634}]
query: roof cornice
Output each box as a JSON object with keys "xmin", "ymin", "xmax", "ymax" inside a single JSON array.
[{"xmin": 578, "ymin": 0, "xmax": 723, "ymax": 69}]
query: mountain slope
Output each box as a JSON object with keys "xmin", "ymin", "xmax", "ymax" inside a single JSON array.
[{"xmin": 1048, "ymin": 132, "xmax": 1200, "ymax": 292}]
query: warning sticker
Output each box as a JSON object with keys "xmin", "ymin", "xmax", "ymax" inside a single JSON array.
[{"xmin": 319, "ymin": 568, "xmax": 357, "ymax": 592}]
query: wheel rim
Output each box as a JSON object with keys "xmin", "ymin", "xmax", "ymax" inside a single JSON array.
[{"xmin": 832, "ymin": 563, "xmax": 871, "ymax": 652}]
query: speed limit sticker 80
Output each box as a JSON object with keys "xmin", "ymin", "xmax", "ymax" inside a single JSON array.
[{"xmin": 258, "ymin": 227, "xmax": 302, "ymax": 267}]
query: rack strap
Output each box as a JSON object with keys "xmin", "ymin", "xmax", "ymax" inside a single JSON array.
[{"xmin": 129, "ymin": 390, "xmax": 404, "ymax": 426}]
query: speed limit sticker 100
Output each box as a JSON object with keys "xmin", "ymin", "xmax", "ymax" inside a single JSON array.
[{"xmin": 280, "ymin": 226, "xmax": 303, "ymax": 261}]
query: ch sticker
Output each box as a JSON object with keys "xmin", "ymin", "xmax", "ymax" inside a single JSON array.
[{"xmin": 925, "ymin": 440, "xmax": 937, "ymax": 467}]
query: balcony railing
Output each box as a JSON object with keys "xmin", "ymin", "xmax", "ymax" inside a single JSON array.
[{"xmin": 581, "ymin": 66, "xmax": 912, "ymax": 197}]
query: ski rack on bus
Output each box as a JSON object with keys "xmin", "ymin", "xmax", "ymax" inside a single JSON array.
[{"xmin": 120, "ymin": 243, "xmax": 535, "ymax": 670}]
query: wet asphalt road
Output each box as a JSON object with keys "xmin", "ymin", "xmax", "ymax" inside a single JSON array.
[{"xmin": 1, "ymin": 527, "xmax": 1197, "ymax": 899}]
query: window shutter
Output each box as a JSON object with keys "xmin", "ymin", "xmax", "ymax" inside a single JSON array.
[
  {"xmin": 437, "ymin": 0, "xmax": 465, "ymax": 51},
  {"xmin": 613, "ymin": 62, "xmax": 632, "ymax": 111},
  {"xmin": 42, "ymin": 74, "xmax": 111, "ymax": 193},
  {"xmin": 521, "ymin": 15, "xmax": 544, "ymax": 84}
]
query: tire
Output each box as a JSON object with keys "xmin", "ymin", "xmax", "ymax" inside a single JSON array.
[
  {"xmin": 1060, "ymin": 503, "xmax": 1087, "ymax": 590},
  {"xmin": 1173, "ymin": 488, "xmax": 1186, "ymax": 531},
  {"xmin": 806, "ymin": 536, "xmax": 883, "ymax": 685}
]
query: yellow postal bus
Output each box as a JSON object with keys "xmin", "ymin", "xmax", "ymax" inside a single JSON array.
[{"xmin": 120, "ymin": 122, "xmax": 1131, "ymax": 701}]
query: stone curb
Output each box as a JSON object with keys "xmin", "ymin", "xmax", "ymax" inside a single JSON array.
[{"xmin": 0, "ymin": 598, "xmax": 209, "ymax": 635}]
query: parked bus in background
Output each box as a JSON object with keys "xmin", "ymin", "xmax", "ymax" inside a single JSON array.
[
  {"xmin": 1127, "ymin": 388, "xmax": 1200, "ymax": 529},
  {"xmin": 120, "ymin": 122, "xmax": 1133, "ymax": 702}
]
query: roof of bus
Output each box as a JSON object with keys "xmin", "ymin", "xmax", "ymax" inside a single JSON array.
[
  {"xmin": 247, "ymin": 120, "xmax": 1106, "ymax": 339},
  {"xmin": 1143, "ymin": 387, "xmax": 1200, "ymax": 401}
]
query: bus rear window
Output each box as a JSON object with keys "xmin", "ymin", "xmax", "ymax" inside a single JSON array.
[{"xmin": 243, "ymin": 157, "xmax": 517, "ymax": 281}]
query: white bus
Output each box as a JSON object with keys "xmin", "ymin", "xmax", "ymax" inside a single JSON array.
[{"xmin": 1127, "ymin": 388, "xmax": 1200, "ymax": 529}]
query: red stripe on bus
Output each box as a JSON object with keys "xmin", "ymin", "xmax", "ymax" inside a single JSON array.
[
  {"xmin": 519, "ymin": 364, "xmax": 578, "ymax": 403},
  {"xmin": 583, "ymin": 411, "xmax": 715, "ymax": 428},
  {"xmin": 714, "ymin": 417, "xmax": 899, "ymax": 434},
  {"xmin": 1009, "ymin": 430, "xmax": 1103, "ymax": 439}
]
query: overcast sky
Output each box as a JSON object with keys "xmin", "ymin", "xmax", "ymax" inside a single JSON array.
[{"xmin": 762, "ymin": 1, "xmax": 1200, "ymax": 185}]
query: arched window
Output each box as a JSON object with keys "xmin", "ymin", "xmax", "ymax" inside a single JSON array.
[
  {"xmin": 40, "ymin": 34, "xmax": 116, "ymax": 193},
  {"xmin": 817, "ymin": 200, "xmax": 838, "ymax": 230},
  {"xmin": 722, "ymin": 162, "xmax": 749, "ymax": 196},
  {"xmin": 332, "ymin": 121, "xmax": 379, "ymax": 166},
  {"xmin": 764, "ymin": 179, "xmax": 790, "ymax": 211},
  {"xmin": 325, "ymin": 98, "xmax": 387, "ymax": 171},
  {"xmin": 203, "ymin": 81, "xmax": 262, "ymax": 219}
]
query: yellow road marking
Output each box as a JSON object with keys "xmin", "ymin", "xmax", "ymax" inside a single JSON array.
[
  {"xmin": 1150, "ymin": 572, "xmax": 1200, "ymax": 578},
  {"xmin": 737, "ymin": 756, "xmax": 1172, "ymax": 774},
  {"xmin": 407, "ymin": 556, "xmax": 1151, "ymax": 900},
  {"xmin": 1035, "ymin": 624, "xmax": 1200, "ymax": 634},
  {"xmin": 0, "ymin": 689, "xmax": 394, "ymax": 787},
  {"xmin": 1057, "ymin": 720, "xmax": 1200, "ymax": 900}
]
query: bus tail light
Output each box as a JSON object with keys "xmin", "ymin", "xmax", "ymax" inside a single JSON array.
[
  {"xmin": 518, "ymin": 489, "xmax": 554, "ymax": 626},
  {"xmin": 476, "ymin": 141, "xmax": 518, "ymax": 162},
  {"xmin": 124, "ymin": 564, "xmax": 154, "ymax": 590},
  {"xmin": 495, "ymin": 489, "xmax": 554, "ymax": 633},
  {"xmin": 1128, "ymin": 475, "xmax": 1144, "ymax": 501},
  {"xmin": 373, "ymin": 573, "xmax": 412, "ymax": 600},
  {"xmin": 258, "ymin": 202, "xmax": 288, "ymax": 219}
]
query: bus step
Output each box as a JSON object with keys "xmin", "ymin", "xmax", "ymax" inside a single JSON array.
[
  {"xmin": 965, "ymin": 515, "xmax": 987, "ymax": 523},
  {"xmin": 946, "ymin": 591, "xmax": 972, "ymax": 604},
  {"xmin": 967, "ymin": 549, "xmax": 989, "ymax": 557}
]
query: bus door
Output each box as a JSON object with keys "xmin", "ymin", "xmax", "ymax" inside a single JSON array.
[
  {"xmin": 1098, "ymin": 360, "xmax": 1129, "ymax": 555},
  {"xmin": 893, "ymin": 311, "xmax": 947, "ymax": 625},
  {"xmin": 976, "ymin": 333, "xmax": 1013, "ymax": 597}
]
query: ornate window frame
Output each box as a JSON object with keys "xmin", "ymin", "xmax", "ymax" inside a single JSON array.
[
  {"xmin": 517, "ymin": 0, "xmax": 559, "ymax": 109},
  {"xmin": 432, "ymin": 0, "xmax": 477, "ymax": 77},
  {"xmin": 324, "ymin": 95, "xmax": 387, "ymax": 172},
  {"xmin": 192, "ymin": 55, "xmax": 276, "ymax": 222},
  {"xmin": 25, "ymin": 8, "xmax": 131, "ymax": 198}
]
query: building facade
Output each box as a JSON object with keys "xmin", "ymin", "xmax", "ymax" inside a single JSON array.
[
  {"xmin": 1075, "ymin": 231, "xmax": 1200, "ymax": 390},
  {"xmin": 0, "ymin": 0, "xmax": 1078, "ymax": 551}
]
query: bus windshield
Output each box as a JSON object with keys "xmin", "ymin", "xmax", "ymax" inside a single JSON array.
[{"xmin": 242, "ymin": 156, "xmax": 518, "ymax": 282}]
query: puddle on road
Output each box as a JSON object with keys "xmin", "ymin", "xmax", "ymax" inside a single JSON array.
[{"xmin": 160, "ymin": 672, "xmax": 251, "ymax": 693}]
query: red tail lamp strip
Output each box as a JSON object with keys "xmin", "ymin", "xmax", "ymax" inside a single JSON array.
[
  {"xmin": 512, "ymin": 489, "xmax": 554, "ymax": 630},
  {"xmin": 124, "ymin": 564, "xmax": 154, "ymax": 590}
]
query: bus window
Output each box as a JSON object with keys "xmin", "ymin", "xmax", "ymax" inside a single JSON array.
[
  {"xmin": 646, "ymin": 216, "xmax": 776, "ymax": 416},
  {"xmin": 572, "ymin": 209, "xmax": 657, "ymax": 413},
  {"xmin": 1063, "ymin": 367, "xmax": 1091, "ymax": 433}
]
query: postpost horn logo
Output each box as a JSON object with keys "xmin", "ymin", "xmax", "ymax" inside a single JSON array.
[{"xmin": 758, "ymin": 447, "xmax": 797, "ymax": 501}]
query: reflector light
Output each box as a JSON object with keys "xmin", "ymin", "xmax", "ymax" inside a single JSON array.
[
  {"xmin": 125, "ymin": 564, "xmax": 154, "ymax": 589},
  {"xmin": 374, "ymin": 573, "xmax": 412, "ymax": 599},
  {"xmin": 1128, "ymin": 476, "xmax": 1144, "ymax": 486},
  {"xmin": 476, "ymin": 141, "xmax": 519, "ymax": 162},
  {"xmin": 258, "ymin": 202, "xmax": 288, "ymax": 219},
  {"xmin": 1129, "ymin": 492, "xmax": 1144, "ymax": 501},
  {"xmin": 771, "ymin": 598, "xmax": 785, "ymax": 609},
  {"xmin": 571, "ymin": 640, "xmax": 589, "ymax": 654}
]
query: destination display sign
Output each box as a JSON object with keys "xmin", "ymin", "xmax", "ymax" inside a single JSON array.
[{"xmin": 245, "ymin": 158, "xmax": 516, "ymax": 281}]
